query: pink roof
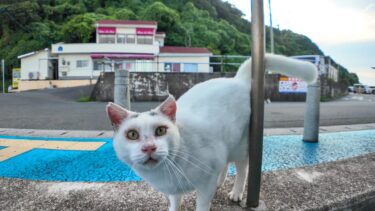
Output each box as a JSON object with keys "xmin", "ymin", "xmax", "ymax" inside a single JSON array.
[
  {"xmin": 97, "ymin": 20, "xmax": 157, "ymax": 26},
  {"xmin": 160, "ymin": 46, "xmax": 211, "ymax": 54}
]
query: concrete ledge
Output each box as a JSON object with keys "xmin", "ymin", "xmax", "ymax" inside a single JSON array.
[{"xmin": 260, "ymin": 153, "xmax": 375, "ymax": 210}]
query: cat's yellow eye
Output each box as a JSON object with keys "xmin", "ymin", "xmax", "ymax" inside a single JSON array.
[
  {"xmin": 126, "ymin": 130, "xmax": 139, "ymax": 140},
  {"xmin": 155, "ymin": 126, "xmax": 167, "ymax": 137}
]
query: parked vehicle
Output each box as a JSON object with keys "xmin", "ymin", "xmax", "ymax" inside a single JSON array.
[
  {"xmin": 348, "ymin": 86, "xmax": 354, "ymax": 92},
  {"xmin": 353, "ymin": 84, "xmax": 365, "ymax": 94},
  {"xmin": 364, "ymin": 85, "xmax": 373, "ymax": 94},
  {"xmin": 370, "ymin": 86, "xmax": 375, "ymax": 94}
]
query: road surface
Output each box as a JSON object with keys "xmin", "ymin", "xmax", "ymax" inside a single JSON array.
[{"xmin": 0, "ymin": 86, "xmax": 374, "ymax": 130}]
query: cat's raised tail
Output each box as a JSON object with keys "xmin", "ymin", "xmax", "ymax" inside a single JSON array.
[{"xmin": 234, "ymin": 54, "xmax": 318, "ymax": 84}]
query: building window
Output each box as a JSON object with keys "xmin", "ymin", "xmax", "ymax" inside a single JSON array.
[
  {"xmin": 126, "ymin": 35, "xmax": 136, "ymax": 44},
  {"xmin": 76, "ymin": 60, "xmax": 89, "ymax": 68},
  {"xmin": 93, "ymin": 60, "xmax": 112, "ymax": 71},
  {"xmin": 99, "ymin": 34, "xmax": 115, "ymax": 43},
  {"xmin": 117, "ymin": 34, "xmax": 126, "ymax": 43},
  {"xmin": 137, "ymin": 35, "xmax": 153, "ymax": 45},
  {"xmin": 164, "ymin": 63, "xmax": 180, "ymax": 72},
  {"xmin": 135, "ymin": 60, "xmax": 152, "ymax": 72},
  {"xmin": 183, "ymin": 63, "xmax": 198, "ymax": 72}
]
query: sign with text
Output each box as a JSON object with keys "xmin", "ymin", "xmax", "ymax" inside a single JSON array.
[
  {"xmin": 279, "ymin": 76, "xmax": 307, "ymax": 93},
  {"xmin": 98, "ymin": 27, "xmax": 116, "ymax": 34},
  {"xmin": 136, "ymin": 28, "xmax": 154, "ymax": 35}
]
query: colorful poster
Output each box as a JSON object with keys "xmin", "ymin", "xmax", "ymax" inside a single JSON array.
[{"xmin": 278, "ymin": 76, "xmax": 307, "ymax": 93}]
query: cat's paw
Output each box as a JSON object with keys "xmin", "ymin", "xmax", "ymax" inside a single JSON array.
[{"xmin": 228, "ymin": 190, "xmax": 243, "ymax": 202}]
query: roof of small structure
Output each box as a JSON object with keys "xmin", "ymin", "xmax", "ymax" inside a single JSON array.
[
  {"xmin": 160, "ymin": 46, "xmax": 211, "ymax": 54},
  {"xmin": 97, "ymin": 20, "xmax": 157, "ymax": 25}
]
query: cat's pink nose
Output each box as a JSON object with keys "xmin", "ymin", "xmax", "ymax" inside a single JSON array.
[{"xmin": 141, "ymin": 144, "xmax": 157, "ymax": 155}]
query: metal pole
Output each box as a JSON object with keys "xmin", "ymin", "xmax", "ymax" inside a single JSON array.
[
  {"xmin": 268, "ymin": 0, "xmax": 274, "ymax": 53},
  {"xmin": 303, "ymin": 80, "xmax": 320, "ymax": 142},
  {"xmin": 247, "ymin": 0, "xmax": 265, "ymax": 209},
  {"xmin": 1, "ymin": 59, "xmax": 4, "ymax": 94},
  {"xmin": 114, "ymin": 69, "xmax": 131, "ymax": 110}
]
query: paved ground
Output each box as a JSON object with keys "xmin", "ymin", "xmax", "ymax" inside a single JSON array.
[
  {"xmin": 0, "ymin": 124, "xmax": 374, "ymax": 210},
  {"xmin": 0, "ymin": 87, "xmax": 375, "ymax": 130}
]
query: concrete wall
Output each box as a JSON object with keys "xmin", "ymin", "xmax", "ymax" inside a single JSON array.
[
  {"xmin": 20, "ymin": 51, "xmax": 51, "ymax": 80},
  {"xmin": 91, "ymin": 72, "xmax": 348, "ymax": 102}
]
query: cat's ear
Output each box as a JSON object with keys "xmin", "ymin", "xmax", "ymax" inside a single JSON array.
[
  {"xmin": 157, "ymin": 95, "xmax": 177, "ymax": 122},
  {"xmin": 106, "ymin": 102, "xmax": 132, "ymax": 129}
]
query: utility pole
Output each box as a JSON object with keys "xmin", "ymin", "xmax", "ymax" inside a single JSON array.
[
  {"xmin": 1, "ymin": 59, "xmax": 4, "ymax": 94},
  {"xmin": 268, "ymin": 0, "xmax": 274, "ymax": 53},
  {"xmin": 247, "ymin": 0, "xmax": 266, "ymax": 209}
]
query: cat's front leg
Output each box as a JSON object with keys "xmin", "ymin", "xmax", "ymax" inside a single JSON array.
[
  {"xmin": 196, "ymin": 175, "xmax": 219, "ymax": 211},
  {"xmin": 168, "ymin": 194, "xmax": 182, "ymax": 211}
]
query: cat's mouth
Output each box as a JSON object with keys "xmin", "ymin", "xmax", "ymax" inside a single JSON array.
[{"xmin": 144, "ymin": 157, "xmax": 159, "ymax": 166}]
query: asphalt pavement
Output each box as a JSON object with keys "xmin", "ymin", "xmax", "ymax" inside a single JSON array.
[{"xmin": 0, "ymin": 86, "xmax": 375, "ymax": 130}]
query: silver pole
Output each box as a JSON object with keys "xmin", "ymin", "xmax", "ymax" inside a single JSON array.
[
  {"xmin": 303, "ymin": 80, "xmax": 321, "ymax": 142},
  {"xmin": 268, "ymin": 0, "xmax": 274, "ymax": 53},
  {"xmin": 1, "ymin": 59, "xmax": 4, "ymax": 94},
  {"xmin": 247, "ymin": 0, "xmax": 265, "ymax": 208},
  {"xmin": 114, "ymin": 69, "xmax": 131, "ymax": 110}
]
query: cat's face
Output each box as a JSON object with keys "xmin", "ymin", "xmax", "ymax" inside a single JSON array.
[{"xmin": 106, "ymin": 96, "xmax": 179, "ymax": 170}]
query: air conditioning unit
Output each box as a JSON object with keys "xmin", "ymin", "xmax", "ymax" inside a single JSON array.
[{"xmin": 28, "ymin": 72, "xmax": 40, "ymax": 80}]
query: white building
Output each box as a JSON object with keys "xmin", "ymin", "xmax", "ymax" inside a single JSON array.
[
  {"xmin": 17, "ymin": 48, "xmax": 56, "ymax": 80},
  {"xmin": 292, "ymin": 55, "xmax": 340, "ymax": 82},
  {"xmin": 18, "ymin": 20, "xmax": 212, "ymax": 81}
]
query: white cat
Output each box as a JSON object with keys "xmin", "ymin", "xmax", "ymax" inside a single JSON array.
[{"xmin": 106, "ymin": 54, "xmax": 317, "ymax": 211}]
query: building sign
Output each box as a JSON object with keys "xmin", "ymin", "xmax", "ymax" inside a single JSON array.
[
  {"xmin": 98, "ymin": 27, "xmax": 116, "ymax": 34},
  {"xmin": 279, "ymin": 75, "xmax": 307, "ymax": 93},
  {"xmin": 136, "ymin": 28, "xmax": 154, "ymax": 35},
  {"xmin": 12, "ymin": 68, "xmax": 20, "ymax": 89}
]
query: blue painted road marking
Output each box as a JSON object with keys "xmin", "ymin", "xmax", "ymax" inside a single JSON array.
[{"xmin": 0, "ymin": 130, "xmax": 374, "ymax": 182}]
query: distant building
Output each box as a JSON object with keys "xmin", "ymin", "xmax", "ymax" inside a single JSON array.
[
  {"xmin": 18, "ymin": 20, "xmax": 212, "ymax": 80},
  {"xmin": 292, "ymin": 55, "xmax": 339, "ymax": 82}
]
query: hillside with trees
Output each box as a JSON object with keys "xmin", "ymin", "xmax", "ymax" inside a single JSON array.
[{"xmin": 0, "ymin": 0, "xmax": 358, "ymax": 85}]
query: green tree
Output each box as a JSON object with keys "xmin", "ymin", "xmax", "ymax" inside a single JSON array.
[
  {"xmin": 61, "ymin": 13, "xmax": 107, "ymax": 43},
  {"xmin": 142, "ymin": 2, "xmax": 180, "ymax": 32}
]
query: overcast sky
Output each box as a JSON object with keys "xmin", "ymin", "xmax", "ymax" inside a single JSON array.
[{"xmin": 226, "ymin": 0, "xmax": 375, "ymax": 85}]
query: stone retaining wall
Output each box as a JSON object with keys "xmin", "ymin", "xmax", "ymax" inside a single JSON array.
[{"xmin": 91, "ymin": 72, "xmax": 347, "ymax": 102}]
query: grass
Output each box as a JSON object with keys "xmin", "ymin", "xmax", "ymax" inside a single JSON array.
[{"xmin": 77, "ymin": 96, "xmax": 92, "ymax": 102}]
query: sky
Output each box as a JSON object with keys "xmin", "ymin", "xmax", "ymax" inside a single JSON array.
[{"xmin": 226, "ymin": 0, "xmax": 375, "ymax": 86}]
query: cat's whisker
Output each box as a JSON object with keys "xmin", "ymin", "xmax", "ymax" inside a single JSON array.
[
  {"xmin": 166, "ymin": 157, "xmax": 190, "ymax": 194},
  {"xmin": 169, "ymin": 149, "xmax": 214, "ymax": 171},
  {"xmin": 168, "ymin": 157, "xmax": 195, "ymax": 191},
  {"xmin": 168, "ymin": 152, "xmax": 214, "ymax": 176},
  {"xmin": 165, "ymin": 158, "xmax": 186, "ymax": 194}
]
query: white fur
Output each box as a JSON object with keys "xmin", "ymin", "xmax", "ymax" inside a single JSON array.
[{"xmin": 110, "ymin": 55, "xmax": 317, "ymax": 211}]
